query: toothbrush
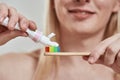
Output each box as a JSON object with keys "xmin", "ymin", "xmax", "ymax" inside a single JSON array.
[
  {"xmin": 44, "ymin": 46, "xmax": 90, "ymax": 56},
  {"xmin": 2, "ymin": 17, "xmax": 59, "ymax": 47}
]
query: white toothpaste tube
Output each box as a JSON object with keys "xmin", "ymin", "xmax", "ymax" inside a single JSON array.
[{"xmin": 2, "ymin": 17, "xmax": 59, "ymax": 47}]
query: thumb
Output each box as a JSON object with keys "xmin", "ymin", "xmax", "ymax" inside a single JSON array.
[{"xmin": 0, "ymin": 30, "xmax": 28, "ymax": 45}]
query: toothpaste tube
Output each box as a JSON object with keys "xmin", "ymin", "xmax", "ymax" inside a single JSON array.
[{"xmin": 2, "ymin": 17, "xmax": 59, "ymax": 47}]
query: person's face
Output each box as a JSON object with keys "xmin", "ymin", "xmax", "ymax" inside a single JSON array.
[{"xmin": 53, "ymin": 0, "xmax": 120, "ymax": 35}]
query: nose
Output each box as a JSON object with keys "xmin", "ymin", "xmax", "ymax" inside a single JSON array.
[{"xmin": 74, "ymin": 0, "xmax": 90, "ymax": 4}]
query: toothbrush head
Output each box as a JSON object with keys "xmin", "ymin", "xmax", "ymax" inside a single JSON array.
[{"xmin": 45, "ymin": 46, "xmax": 60, "ymax": 52}]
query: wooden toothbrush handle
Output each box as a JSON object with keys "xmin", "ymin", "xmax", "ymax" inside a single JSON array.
[{"xmin": 44, "ymin": 52, "xmax": 90, "ymax": 56}]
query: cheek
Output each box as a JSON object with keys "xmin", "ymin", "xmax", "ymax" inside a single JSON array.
[
  {"xmin": 54, "ymin": 0, "xmax": 68, "ymax": 24},
  {"xmin": 91, "ymin": 0, "xmax": 116, "ymax": 29},
  {"xmin": 94, "ymin": 0, "xmax": 115, "ymax": 11}
]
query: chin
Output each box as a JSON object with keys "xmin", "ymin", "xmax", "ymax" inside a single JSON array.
[
  {"xmin": 71, "ymin": 27, "xmax": 98, "ymax": 35},
  {"xmin": 76, "ymin": 30, "xmax": 94, "ymax": 35}
]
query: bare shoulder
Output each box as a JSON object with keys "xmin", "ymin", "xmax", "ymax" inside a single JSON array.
[{"xmin": 0, "ymin": 50, "xmax": 40, "ymax": 80}]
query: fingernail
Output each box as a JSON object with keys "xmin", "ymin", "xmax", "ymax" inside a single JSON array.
[
  {"xmin": 9, "ymin": 23, "xmax": 14, "ymax": 29},
  {"xmin": 88, "ymin": 57, "xmax": 95, "ymax": 64},
  {"xmin": 22, "ymin": 32, "xmax": 28, "ymax": 37},
  {"xmin": 23, "ymin": 23, "xmax": 27, "ymax": 27},
  {"xmin": 0, "ymin": 17, "xmax": 4, "ymax": 22},
  {"xmin": 23, "ymin": 23, "xmax": 28, "ymax": 31},
  {"xmin": 9, "ymin": 26, "xmax": 14, "ymax": 31}
]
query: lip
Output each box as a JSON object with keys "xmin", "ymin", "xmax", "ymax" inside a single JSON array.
[{"xmin": 68, "ymin": 7, "xmax": 96, "ymax": 20}]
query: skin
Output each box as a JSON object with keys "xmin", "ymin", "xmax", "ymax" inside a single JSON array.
[
  {"xmin": 53, "ymin": 0, "xmax": 120, "ymax": 79},
  {"xmin": 0, "ymin": 3, "xmax": 38, "ymax": 80},
  {"xmin": 0, "ymin": 50, "xmax": 39, "ymax": 80},
  {"xmin": 0, "ymin": 3, "xmax": 37, "ymax": 45},
  {"xmin": 0, "ymin": 0, "xmax": 120, "ymax": 80}
]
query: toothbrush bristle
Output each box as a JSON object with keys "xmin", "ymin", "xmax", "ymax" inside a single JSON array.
[
  {"xmin": 45, "ymin": 47, "xmax": 49, "ymax": 52},
  {"xmin": 45, "ymin": 46, "xmax": 60, "ymax": 52}
]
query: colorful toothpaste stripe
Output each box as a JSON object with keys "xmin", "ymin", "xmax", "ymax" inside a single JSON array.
[{"xmin": 45, "ymin": 46, "xmax": 60, "ymax": 52}]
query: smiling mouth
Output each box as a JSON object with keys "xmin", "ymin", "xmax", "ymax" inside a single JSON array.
[{"xmin": 68, "ymin": 8, "xmax": 95, "ymax": 20}]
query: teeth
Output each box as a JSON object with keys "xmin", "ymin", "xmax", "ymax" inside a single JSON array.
[
  {"xmin": 69, "ymin": 10, "xmax": 89, "ymax": 14},
  {"xmin": 81, "ymin": 12, "xmax": 87, "ymax": 14}
]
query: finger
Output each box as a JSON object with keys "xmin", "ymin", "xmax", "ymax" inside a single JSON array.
[
  {"xmin": 0, "ymin": 25, "xmax": 8, "ymax": 32},
  {"xmin": 83, "ymin": 56, "xmax": 89, "ymax": 60},
  {"xmin": 116, "ymin": 52, "xmax": 120, "ymax": 68},
  {"xmin": 115, "ymin": 74, "xmax": 120, "ymax": 80},
  {"xmin": 7, "ymin": 7, "xmax": 19, "ymax": 30},
  {"xmin": 112, "ymin": 52, "xmax": 120, "ymax": 73},
  {"xmin": 88, "ymin": 33, "xmax": 120, "ymax": 63},
  {"xmin": 29, "ymin": 20, "xmax": 37, "ymax": 31},
  {"xmin": 104, "ymin": 40, "xmax": 120, "ymax": 66},
  {"xmin": 0, "ymin": 30, "xmax": 27, "ymax": 45},
  {"xmin": 0, "ymin": 3, "xmax": 8, "ymax": 22},
  {"xmin": 19, "ymin": 14, "xmax": 29, "ymax": 31}
]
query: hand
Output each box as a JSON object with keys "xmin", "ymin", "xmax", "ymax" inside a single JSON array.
[
  {"xmin": 0, "ymin": 3, "xmax": 37, "ymax": 45},
  {"xmin": 88, "ymin": 33, "xmax": 120, "ymax": 73}
]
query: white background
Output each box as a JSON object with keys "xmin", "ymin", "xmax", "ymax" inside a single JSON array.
[{"xmin": 0, "ymin": 0, "xmax": 45, "ymax": 54}]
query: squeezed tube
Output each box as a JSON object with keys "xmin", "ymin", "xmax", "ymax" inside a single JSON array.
[{"xmin": 2, "ymin": 17, "xmax": 59, "ymax": 47}]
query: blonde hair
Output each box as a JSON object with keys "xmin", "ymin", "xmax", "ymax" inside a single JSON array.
[{"xmin": 33, "ymin": 0, "xmax": 120, "ymax": 80}]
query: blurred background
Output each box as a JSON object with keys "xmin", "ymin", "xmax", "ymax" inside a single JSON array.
[{"xmin": 0, "ymin": 0, "xmax": 45, "ymax": 54}]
